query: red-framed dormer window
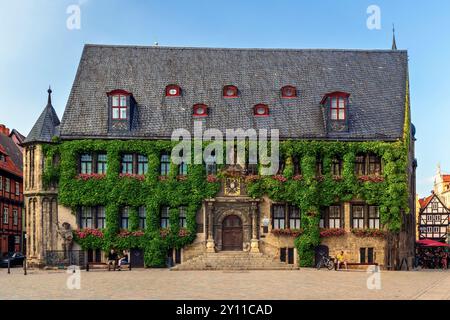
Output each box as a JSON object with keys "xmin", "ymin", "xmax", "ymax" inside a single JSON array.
[
  {"xmin": 108, "ymin": 90, "xmax": 131, "ymax": 120},
  {"xmin": 254, "ymin": 104, "xmax": 269, "ymax": 117},
  {"xmin": 321, "ymin": 91, "xmax": 350, "ymax": 121},
  {"xmin": 166, "ymin": 85, "xmax": 181, "ymax": 97},
  {"xmin": 281, "ymin": 86, "xmax": 297, "ymax": 98},
  {"xmin": 223, "ymin": 85, "xmax": 238, "ymax": 98},
  {"xmin": 193, "ymin": 104, "xmax": 208, "ymax": 117}
]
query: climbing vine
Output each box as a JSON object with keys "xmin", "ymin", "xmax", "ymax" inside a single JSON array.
[
  {"xmin": 42, "ymin": 85, "xmax": 410, "ymax": 268},
  {"xmin": 43, "ymin": 140, "xmax": 220, "ymax": 267}
]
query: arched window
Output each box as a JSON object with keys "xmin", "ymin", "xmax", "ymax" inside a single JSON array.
[
  {"xmin": 107, "ymin": 89, "xmax": 131, "ymax": 120},
  {"xmin": 253, "ymin": 104, "xmax": 269, "ymax": 117},
  {"xmin": 223, "ymin": 85, "xmax": 238, "ymax": 98},
  {"xmin": 165, "ymin": 85, "xmax": 181, "ymax": 97},
  {"xmin": 193, "ymin": 104, "xmax": 208, "ymax": 117},
  {"xmin": 321, "ymin": 91, "xmax": 350, "ymax": 121},
  {"xmin": 281, "ymin": 86, "xmax": 297, "ymax": 98}
]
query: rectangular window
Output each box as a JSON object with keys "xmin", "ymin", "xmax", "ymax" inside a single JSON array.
[
  {"xmin": 287, "ymin": 248, "xmax": 295, "ymax": 265},
  {"xmin": 160, "ymin": 206, "xmax": 170, "ymax": 228},
  {"xmin": 331, "ymin": 158, "xmax": 342, "ymax": 176},
  {"xmin": 368, "ymin": 155, "xmax": 382, "ymax": 175},
  {"xmin": 5, "ymin": 178, "xmax": 10, "ymax": 192},
  {"xmin": 96, "ymin": 206, "xmax": 106, "ymax": 229},
  {"xmin": 15, "ymin": 182, "xmax": 20, "ymax": 195},
  {"xmin": 112, "ymin": 95, "xmax": 127, "ymax": 120},
  {"xmin": 137, "ymin": 155, "xmax": 148, "ymax": 175},
  {"xmin": 352, "ymin": 205, "xmax": 365, "ymax": 229},
  {"xmin": 121, "ymin": 154, "xmax": 134, "ymax": 174},
  {"xmin": 97, "ymin": 154, "xmax": 108, "ymax": 174},
  {"xmin": 289, "ymin": 206, "xmax": 301, "ymax": 229},
  {"xmin": 13, "ymin": 209, "xmax": 18, "ymax": 226},
  {"xmin": 273, "ymin": 205, "xmax": 286, "ymax": 229},
  {"xmin": 431, "ymin": 202, "xmax": 438, "ymax": 211},
  {"xmin": 280, "ymin": 248, "xmax": 287, "ymax": 262},
  {"xmin": 316, "ymin": 158, "xmax": 323, "ymax": 176},
  {"xmin": 178, "ymin": 162, "xmax": 188, "ymax": 176},
  {"xmin": 120, "ymin": 207, "xmax": 129, "ymax": 229},
  {"xmin": 319, "ymin": 208, "xmax": 325, "ymax": 228},
  {"xmin": 331, "ymin": 96, "xmax": 346, "ymax": 120},
  {"xmin": 80, "ymin": 207, "xmax": 93, "ymax": 229},
  {"xmin": 368, "ymin": 206, "xmax": 380, "ymax": 229},
  {"xmin": 139, "ymin": 206, "xmax": 146, "ymax": 229},
  {"xmin": 80, "ymin": 154, "xmax": 93, "ymax": 174},
  {"xmin": 360, "ymin": 248, "xmax": 366, "ymax": 264},
  {"xmin": 355, "ymin": 155, "xmax": 366, "ymax": 176},
  {"xmin": 179, "ymin": 206, "xmax": 187, "ymax": 228},
  {"xmin": 329, "ymin": 206, "xmax": 341, "ymax": 228},
  {"xmin": 3, "ymin": 207, "xmax": 8, "ymax": 224},
  {"xmin": 15, "ymin": 236, "xmax": 20, "ymax": 245},
  {"xmin": 160, "ymin": 153, "xmax": 170, "ymax": 176}
]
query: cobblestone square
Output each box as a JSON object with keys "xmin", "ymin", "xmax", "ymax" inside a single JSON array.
[{"xmin": 1, "ymin": 268, "xmax": 449, "ymax": 300}]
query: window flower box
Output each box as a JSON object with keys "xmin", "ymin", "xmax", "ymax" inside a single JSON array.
[
  {"xmin": 75, "ymin": 228, "xmax": 104, "ymax": 239},
  {"xmin": 271, "ymin": 228, "xmax": 303, "ymax": 237},
  {"xmin": 273, "ymin": 175, "xmax": 287, "ymax": 183},
  {"xmin": 178, "ymin": 228, "xmax": 190, "ymax": 237},
  {"xmin": 207, "ymin": 175, "xmax": 218, "ymax": 183},
  {"xmin": 319, "ymin": 228, "xmax": 346, "ymax": 238},
  {"xmin": 292, "ymin": 174, "xmax": 303, "ymax": 181},
  {"xmin": 76, "ymin": 173, "xmax": 106, "ymax": 181},
  {"xmin": 332, "ymin": 175, "xmax": 343, "ymax": 182},
  {"xmin": 120, "ymin": 173, "xmax": 145, "ymax": 181},
  {"xmin": 176, "ymin": 175, "xmax": 188, "ymax": 181}
]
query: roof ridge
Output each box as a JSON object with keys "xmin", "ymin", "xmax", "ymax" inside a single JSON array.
[{"xmin": 83, "ymin": 43, "xmax": 408, "ymax": 53}]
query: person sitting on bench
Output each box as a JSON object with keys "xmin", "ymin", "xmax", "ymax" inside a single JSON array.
[
  {"xmin": 336, "ymin": 251, "xmax": 348, "ymax": 271},
  {"xmin": 117, "ymin": 250, "xmax": 129, "ymax": 270},
  {"xmin": 107, "ymin": 249, "xmax": 118, "ymax": 270}
]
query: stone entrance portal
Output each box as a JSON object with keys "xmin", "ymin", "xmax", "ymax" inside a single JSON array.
[{"xmin": 222, "ymin": 215, "xmax": 243, "ymax": 251}]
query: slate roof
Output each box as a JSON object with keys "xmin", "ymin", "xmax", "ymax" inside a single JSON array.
[
  {"xmin": 0, "ymin": 132, "xmax": 23, "ymax": 177},
  {"xmin": 24, "ymin": 89, "xmax": 60, "ymax": 144},
  {"xmin": 59, "ymin": 45, "xmax": 409, "ymax": 140}
]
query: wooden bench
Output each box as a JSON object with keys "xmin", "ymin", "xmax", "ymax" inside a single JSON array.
[{"xmin": 86, "ymin": 261, "xmax": 132, "ymax": 272}]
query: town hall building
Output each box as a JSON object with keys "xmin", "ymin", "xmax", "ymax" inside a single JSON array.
[{"xmin": 23, "ymin": 44, "xmax": 416, "ymax": 270}]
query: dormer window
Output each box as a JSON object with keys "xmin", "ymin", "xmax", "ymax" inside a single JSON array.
[
  {"xmin": 166, "ymin": 85, "xmax": 181, "ymax": 97},
  {"xmin": 281, "ymin": 86, "xmax": 297, "ymax": 98},
  {"xmin": 321, "ymin": 91, "xmax": 350, "ymax": 121},
  {"xmin": 193, "ymin": 104, "xmax": 208, "ymax": 117},
  {"xmin": 108, "ymin": 90, "xmax": 131, "ymax": 120},
  {"xmin": 254, "ymin": 104, "xmax": 269, "ymax": 117},
  {"xmin": 223, "ymin": 85, "xmax": 238, "ymax": 98}
]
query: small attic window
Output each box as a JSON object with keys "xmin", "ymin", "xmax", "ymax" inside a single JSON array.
[
  {"xmin": 193, "ymin": 104, "xmax": 208, "ymax": 117},
  {"xmin": 321, "ymin": 91, "xmax": 350, "ymax": 121},
  {"xmin": 108, "ymin": 89, "xmax": 131, "ymax": 120},
  {"xmin": 281, "ymin": 86, "xmax": 297, "ymax": 98},
  {"xmin": 254, "ymin": 104, "xmax": 269, "ymax": 117},
  {"xmin": 166, "ymin": 85, "xmax": 181, "ymax": 97},
  {"xmin": 223, "ymin": 85, "xmax": 238, "ymax": 98}
]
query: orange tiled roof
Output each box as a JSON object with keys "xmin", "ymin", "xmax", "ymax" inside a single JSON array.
[
  {"xmin": 419, "ymin": 195, "xmax": 434, "ymax": 209},
  {"xmin": 443, "ymin": 175, "xmax": 450, "ymax": 183}
]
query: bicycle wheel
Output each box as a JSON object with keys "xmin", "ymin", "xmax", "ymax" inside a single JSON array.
[{"xmin": 326, "ymin": 260, "xmax": 335, "ymax": 270}]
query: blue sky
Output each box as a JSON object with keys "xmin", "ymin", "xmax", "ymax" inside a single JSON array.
[{"xmin": 0, "ymin": 0, "xmax": 449, "ymax": 197}]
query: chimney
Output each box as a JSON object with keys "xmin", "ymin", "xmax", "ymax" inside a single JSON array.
[{"xmin": 0, "ymin": 124, "xmax": 10, "ymax": 136}]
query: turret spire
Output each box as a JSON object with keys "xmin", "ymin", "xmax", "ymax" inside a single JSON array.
[
  {"xmin": 392, "ymin": 24, "xmax": 397, "ymax": 50},
  {"xmin": 47, "ymin": 86, "xmax": 52, "ymax": 106}
]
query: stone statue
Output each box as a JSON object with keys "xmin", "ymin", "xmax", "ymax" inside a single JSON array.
[{"xmin": 56, "ymin": 222, "xmax": 73, "ymax": 259}]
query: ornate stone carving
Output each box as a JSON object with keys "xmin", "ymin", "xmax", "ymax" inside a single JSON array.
[{"xmin": 56, "ymin": 222, "xmax": 73, "ymax": 259}]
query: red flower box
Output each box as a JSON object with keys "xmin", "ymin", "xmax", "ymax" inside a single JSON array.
[
  {"xmin": 273, "ymin": 175, "xmax": 287, "ymax": 183},
  {"xmin": 76, "ymin": 173, "xmax": 106, "ymax": 181},
  {"xmin": 292, "ymin": 175, "xmax": 303, "ymax": 181},
  {"xmin": 245, "ymin": 175, "xmax": 260, "ymax": 183},
  {"xmin": 319, "ymin": 228, "xmax": 346, "ymax": 238},
  {"xmin": 120, "ymin": 173, "xmax": 145, "ymax": 181},
  {"xmin": 176, "ymin": 175, "xmax": 188, "ymax": 181},
  {"xmin": 332, "ymin": 175, "xmax": 343, "ymax": 182},
  {"xmin": 271, "ymin": 228, "xmax": 303, "ymax": 237},
  {"xmin": 207, "ymin": 175, "xmax": 219, "ymax": 183},
  {"xmin": 75, "ymin": 228, "xmax": 104, "ymax": 239}
]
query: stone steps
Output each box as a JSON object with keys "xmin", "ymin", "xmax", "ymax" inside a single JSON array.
[{"xmin": 172, "ymin": 251, "xmax": 298, "ymax": 271}]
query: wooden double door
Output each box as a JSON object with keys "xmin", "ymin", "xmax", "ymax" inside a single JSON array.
[{"xmin": 222, "ymin": 215, "xmax": 243, "ymax": 251}]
